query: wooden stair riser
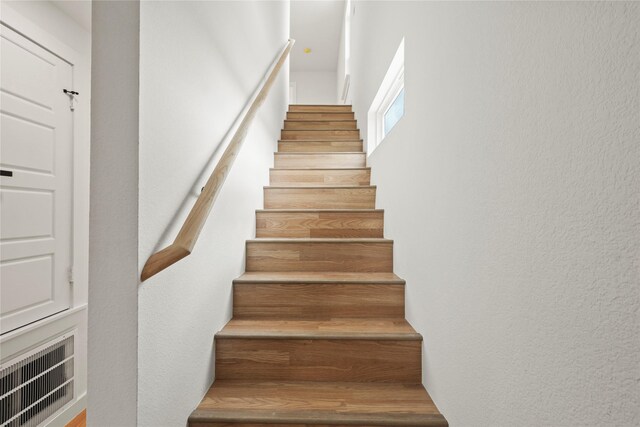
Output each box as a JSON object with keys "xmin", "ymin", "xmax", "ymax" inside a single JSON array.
[
  {"xmin": 289, "ymin": 105, "xmax": 352, "ymax": 113},
  {"xmin": 189, "ymin": 381, "xmax": 448, "ymax": 427},
  {"xmin": 215, "ymin": 338, "xmax": 421, "ymax": 383},
  {"xmin": 190, "ymin": 386, "xmax": 446, "ymax": 427},
  {"xmin": 278, "ymin": 140, "xmax": 363, "ymax": 152},
  {"xmin": 287, "ymin": 111, "xmax": 355, "ymax": 121},
  {"xmin": 284, "ymin": 120, "xmax": 357, "ymax": 130},
  {"xmin": 193, "ymin": 423, "xmax": 442, "ymax": 427},
  {"xmin": 256, "ymin": 210, "xmax": 383, "ymax": 238},
  {"xmin": 194, "ymin": 419, "xmax": 446, "ymax": 427},
  {"xmin": 246, "ymin": 240, "xmax": 393, "ymax": 272},
  {"xmin": 264, "ymin": 187, "xmax": 376, "ymax": 209},
  {"xmin": 269, "ymin": 168, "xmax": 371, "ymax": 187},
  {"xmin": 281, "ymin": 130, "xmax": 360, "ymax": 141},
  {"xmin": 194, "ymin": 424, "xmax": 426, "ymax": 427},
  {"xmin": 233, "ymin": 283, "xmax": 404, "ymax": 319},
  {"xmin": 195, "ymin": 419, "xmax": 446, "ymax": 427},
  {"xmin": 274, "ymin": 153, "xmax": 366, "ymax": 169}
]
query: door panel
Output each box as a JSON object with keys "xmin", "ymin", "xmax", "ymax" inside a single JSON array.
[
  {"xmin": 1, "ymin": 113, "xmax": 55, "ymax": 172},
  {"xmin": 0, "ymin": 24, "xmax": 73, "ymax": 334},
  {"xmin": 1, "ymin": 189, "xmax": 53, "ymax": 239},
  {"xmin": 1, "ymin": 256, "xmax": 53, "ymax": 315}
]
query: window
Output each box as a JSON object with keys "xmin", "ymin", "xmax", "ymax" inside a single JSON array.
[
  {"xmin": 367, "ymin": 38, "xmax": 405, "ymax": 154},
  {"xmin": 383, "ymin": 86, "xmax": 404, "ymax": 137}
]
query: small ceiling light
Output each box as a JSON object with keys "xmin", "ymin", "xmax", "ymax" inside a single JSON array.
[{"xmin": 304, "ymin": 48, "xmax": 312, "ymax": 54}]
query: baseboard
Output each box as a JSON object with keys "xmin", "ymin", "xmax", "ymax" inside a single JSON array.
[{"xmin": 45, "ymin": 393, "xmax": 86, "ymax": 427}]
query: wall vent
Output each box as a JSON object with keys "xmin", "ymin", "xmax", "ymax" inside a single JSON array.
[{"xmin": 0, "ymin": 334, "xmax": 74, "ymax": 427}]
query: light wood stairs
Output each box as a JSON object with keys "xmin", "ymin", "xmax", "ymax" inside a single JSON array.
[{"xmin": 189, "ymin": 105, "xmax": 447, "ymax": 426}]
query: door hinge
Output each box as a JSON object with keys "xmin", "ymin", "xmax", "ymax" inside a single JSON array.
[{"xmin": 68, "ymin": 266, "xmax": 74, "ymax": 285}]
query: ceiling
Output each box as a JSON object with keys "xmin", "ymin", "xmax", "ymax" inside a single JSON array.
[
  {"xmin": 45, "ymin": 1, "xmax": 346, "ymax": 71},
  {"xmin": 52, "ymin": 0, "xmax": 91, "ymax": 31},
  {"xmin": 290, "ymin": 0, "xmax": 345, "ymax": 72}
]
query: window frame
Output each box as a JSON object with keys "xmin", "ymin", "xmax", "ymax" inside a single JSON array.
[{"xmin": 367, "ymin": 38, "xmax": 405, "ymax": 155}]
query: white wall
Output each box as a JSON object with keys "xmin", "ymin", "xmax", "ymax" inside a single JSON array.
[
  {"xmin": 1, "ymin": 2, "xmax": 91, "ymax": 426},
  {"xmin": 348, "ymin": 2, "xmax": 640, "ymax": 426},
  {"xmin": 290, "ymin": 71, "xmax": 337, "ymax": 104},
  {"xmin": 336, "ymin": 1, "xmax": 349, "ymax": 103},
  {"xmin": 90, "ymin": 1, "xmax": 139, "ymax": 426},
  {"xmin": 138, "ymin": 2, "xmax": 289, "ymax": 426},
  {"xmin": 336, "ymin": 26, "xmax": 346, "ymax": 102}
]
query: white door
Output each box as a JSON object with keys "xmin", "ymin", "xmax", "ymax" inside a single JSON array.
[{"xmin": 0, "ymin": 24, "xmax": 73, "ymax": 334}]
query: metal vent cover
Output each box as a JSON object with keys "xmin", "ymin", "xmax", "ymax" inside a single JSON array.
[{"xmin": 0, "ymin": 334, "xmax": 74, "ymax": 427}]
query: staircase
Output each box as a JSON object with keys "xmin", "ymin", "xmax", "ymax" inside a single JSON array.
[{"xmin": 189, "ymin": 105, "xmax": 447, "ymax": 426}]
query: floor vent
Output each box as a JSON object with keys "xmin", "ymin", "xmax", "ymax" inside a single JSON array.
[{"xmin": 0, "ymin": 334, "xmax": 74, "ymax": 427}]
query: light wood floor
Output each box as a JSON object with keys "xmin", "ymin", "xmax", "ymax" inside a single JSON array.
[{"xmin": 65, "ymin": 409, "xmax": 86, "ymax": 427}]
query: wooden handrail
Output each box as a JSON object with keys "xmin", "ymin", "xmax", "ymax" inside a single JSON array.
[{"xmin": 141, "ymin": 39, "xmax": 295, "ymax": 282}]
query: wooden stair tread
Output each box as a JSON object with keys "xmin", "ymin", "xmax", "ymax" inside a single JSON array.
[
  {"xmin": 287, "ymin": 111, "xmax": 355, "ymax": 119},
  {"xmin": 189, "ymin": 380, "xmax": 446, "ymax": 426},
  {"xmin": 285, "ymin": 119, "xmax": 357, "ymax": 122},
  {"xmin": 287, "ymin": 110, "xmax": 354, "ymax": 113},
  {"xmin": 274, "ymin": 151, "xmax": 365, "ymax": 154},
  {"xmin": 281, "ymin": 130, "xmax": 360, "ymax": 141},
  {"xmin": 265, "ymin": 185, "xmax": 376, "ymax": 189},
  {"xmin": 270, "ymin": 167, "xmax": 370, "ymax": 170},
  {"xmin": 234, "ymin": 271, "xmax": 405, "ymax": 284},
  {"xmin": 289, "ymin": 105, "xmax": 352, "ymax": 113},
  {"xmin": 247, "ymin": 237, "xmax": 391, "ymax": 243},
  {"xmin": 281, "ymin": 129, "xmax": 360, "ymax": 132},
  {"xmin": 278, "ymin": 139, "xmax": 364, "ymax": 143},
  {"xmin": 284, "ymin": 121, "xmax": 357, "ymax": 130},
  {"xmin": 257, "ymin": 208, "xmax": 382, "ymax": 212},
  {"xmin": 218, "ymin": 319, "xmax": 420, "ymax": 340},
  {"xmin": 291, "ymin": 104, "xmax": 352, "ymax": 107}
]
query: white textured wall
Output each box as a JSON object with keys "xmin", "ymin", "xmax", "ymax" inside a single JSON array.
[
  {"xmin": 349, "ymin": 2, "xmax": 640, "ymax": 426},
  {"xmin": 138, "ymin": 2, "xmax": 289, "ymax": 426},
  {"xmin": 90, "ymin": 1, "xmax": 139, "ymax": 426},
  {"xmin": 290, "ymin": 71, "xmax": 337, "ymax": 104},
  {"xmin": 336, "ymin": 25, "xmax": 346, "ymax": 102}
]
